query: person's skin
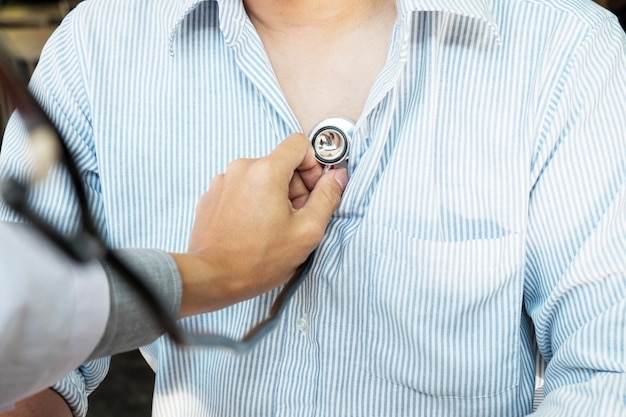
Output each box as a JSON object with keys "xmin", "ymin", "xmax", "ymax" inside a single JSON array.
[
  {"xmin": 174, "ymin": 0, "xmax": 395, "ymax": 317},
  {"xmin": 5, "ymin": 0, "xmax": 395, "ymax": 414},
  {"xmin": 244, "ymin": 0, "xmax": 397, "ymax": 133},
  {"xmin": 2, "ymin": 133, "xmax": 348, "ymax": 417},
  {"xmin": 174, "ymin": 133, "xmax": 349, "ymax": 317}
]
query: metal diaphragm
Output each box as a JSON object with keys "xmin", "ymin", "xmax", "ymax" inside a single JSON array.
[{"xmin": 309, "ymin": 117, "xmax": 355, "ymax": 166}]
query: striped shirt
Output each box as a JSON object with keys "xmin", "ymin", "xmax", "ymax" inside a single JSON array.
[{"xmin": 1, "ymin": 0, "xmax": 625, "ymax": 416}]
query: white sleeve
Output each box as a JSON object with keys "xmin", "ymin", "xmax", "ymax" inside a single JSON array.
[{"xmin": 0, "ymin": 222, "xmax": 109, "ymax": 409}]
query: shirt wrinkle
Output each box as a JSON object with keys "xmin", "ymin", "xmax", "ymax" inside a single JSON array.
[{"xmin": 2, "ymin": 0, "xmax": 625, "ymax": 416}]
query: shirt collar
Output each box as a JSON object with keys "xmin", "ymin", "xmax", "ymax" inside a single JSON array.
[
  {"xmin": 165, "ymin": 0, "xmax": 501, "ymax": 55},
  {"xmin": 165, "ymin": 0, "xmax": 213, "ymax": 56},
  {"xmin": 401, "ymin": 0, "xmax": 500, "ymax": 38}
]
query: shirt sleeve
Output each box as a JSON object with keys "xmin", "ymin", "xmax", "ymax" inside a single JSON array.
[
  {"xmin": 89, "ymin": 248, "xmax": 182, "ymax": 360},
  {"xmin": 525, "ymin": 15, "xmax": 626, "ymax": 416},
  {"xmin": 0, "ymin": 222, "xmax": 109, "ymax": 409},
  {"xmin": 0, "ymin": 8, "xmax": 112, "ymax": 417}
]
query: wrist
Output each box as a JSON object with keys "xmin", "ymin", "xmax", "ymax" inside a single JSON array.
[{"xmin": 170, "ymin": 252, "xmax": 237, "ymax": 318}]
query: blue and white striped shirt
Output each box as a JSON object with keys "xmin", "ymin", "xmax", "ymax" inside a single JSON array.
[{"xmin": 1, "ymin": 0, "xmax": 625, "ymax": 416}]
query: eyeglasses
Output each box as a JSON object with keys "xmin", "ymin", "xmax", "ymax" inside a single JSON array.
[{"xmin": 0, "ymin": 45, "xmax": 312, "ymax": 353}]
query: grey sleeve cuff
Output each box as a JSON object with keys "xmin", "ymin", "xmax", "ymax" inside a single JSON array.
[{"xmin": 88, "ymin": 249, "xmax": 182, "ymax": 360}]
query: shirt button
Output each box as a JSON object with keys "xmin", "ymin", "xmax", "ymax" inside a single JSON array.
[{"xmin": 296, "ymin": 314, "xmax": 309, "ymax": 333}]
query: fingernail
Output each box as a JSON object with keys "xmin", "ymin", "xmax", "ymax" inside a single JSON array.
[{"xmin": 332, "ymin": 168, "xmax": 349, "ymax": 190}]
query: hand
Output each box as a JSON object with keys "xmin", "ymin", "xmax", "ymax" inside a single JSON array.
[
  {"xmin": 172, "ymin": 133, "xmax": 348, "ymax": 317},
  {"xmin": 0, "ymin": 389, "xmax": 72, "ymax": 417}
]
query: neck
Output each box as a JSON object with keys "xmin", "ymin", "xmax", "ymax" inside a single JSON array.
[
  {"xmin": 242, "ymin": 0, "xmax": 397, "ymax": 133},
  {"xmin": 244, "ymin": 0, "xmax": 391, "ymax": 34}
]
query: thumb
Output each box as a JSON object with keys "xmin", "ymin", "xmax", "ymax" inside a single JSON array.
[{"xmin": 297, "ymin": 168, "xmax": 348, "ymax": 229}]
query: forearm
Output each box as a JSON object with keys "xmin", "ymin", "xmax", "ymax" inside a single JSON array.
[{"xmin": 1, "ymin": 389, "xmax": 72, "ymax": 417}]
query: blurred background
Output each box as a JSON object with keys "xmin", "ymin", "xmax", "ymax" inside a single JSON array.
[{"xmin": 0, "ymin": 0, "xmax": 625, "ymax": 416}]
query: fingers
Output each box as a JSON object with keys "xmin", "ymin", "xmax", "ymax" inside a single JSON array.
[
  {"xmin": 177, "ymin": 138, "xmax": 349, "ymax": 315},
  {"xmin": 265, "ymin": 133, "xmax": 318, "ymax": 178},
  {"xmin": 297, "ymin": 161, "xmax": 325, "ymax": 191},
  {"xmin": 289, "ymin": 171, "xmax": 310, "ymax": 209},
  {"xmin": 206, "ymin": 136, "xmax": 348, "ymax": 251},
  {"xmin": 296, "ymin": 167, "xmax": 348, "ymax": 242},
  {"xmin": 264, "ymin": 134, "xmax": 327, "ymax": 209},
  {"xmin": 285, "ymin": 135, "xmax": 325, "ymax": 189}
]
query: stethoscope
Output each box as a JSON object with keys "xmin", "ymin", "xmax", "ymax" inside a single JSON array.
[
  {"xmin": 0, "ymin": 46, "xmax": 323, "ymax": 353},
  {"xmin": 309, "ymin": 116, "xmax": 355, "ymax": 168},
  {"xmin": 0, "ymin": 34, "xmax": 356, "ymax": 352}
]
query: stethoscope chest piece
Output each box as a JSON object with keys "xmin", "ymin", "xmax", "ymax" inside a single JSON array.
[{"xmin": 309, "ymin": 117, "xmax": 355, "ymax": 166}]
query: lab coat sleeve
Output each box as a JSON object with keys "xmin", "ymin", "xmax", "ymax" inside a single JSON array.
[
  {"xmin": 0, "ymin": 222, "xmax": 109, "ymax": 409},
  {"xmin": 50, "ymin": 248, "xmax": 182, "ymax": 417},
  {"xmin": 525, "ymin": 15, "xmax": 626, "ymax": 416},
  {"xmin": 0, "ymin": 7, "xmax": 112, "ymax": 416},
  {"xmin": 0, "ymin": 226, "xmax": 183, "ymax": 412}
]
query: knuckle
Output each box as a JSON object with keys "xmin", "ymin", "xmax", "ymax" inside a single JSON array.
[
  {"xmin": 299, "ymin": 219, "xmax": 326, "ymax": 245},
  {"xmin": 225, "ymin": 158, "xmax": 251, "ymax": 174},
  {"xmin": 254, "ymin": 158, "xmax": 275, "ymax": 174},
  {"xmin": 225, "ymin": 159, "xmax": 241, "ymax": 172},
  {"xmin": 251, "ymin": 158, "xmax": 278, "ymax": 181},
  {"xmin": 207, "ymin": 173, "xmax": 224, "ymax": 192}
]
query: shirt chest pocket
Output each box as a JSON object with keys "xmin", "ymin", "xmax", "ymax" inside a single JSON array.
[{"xmin": 361, "ymin": 225, "xmax": 524, "ymax": 398}]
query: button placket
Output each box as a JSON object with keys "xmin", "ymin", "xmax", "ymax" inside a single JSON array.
[{"xmin": 296, "ymin": 313, "xmax": 309, "ymax": 333}]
